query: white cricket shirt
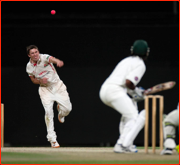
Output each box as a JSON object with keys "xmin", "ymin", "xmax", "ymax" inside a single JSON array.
[
  {"xmin": 103, "ymin": 56, "xmax": 146, "ymax": 87},
  {"xmin": 26, "ymin": 54, "xmax": 60, "ymax": 86}
]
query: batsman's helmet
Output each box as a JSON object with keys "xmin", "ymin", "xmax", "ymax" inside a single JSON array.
[{"xmin": 130, "ymin": 40, "xmax": 150, "ymax": 57}]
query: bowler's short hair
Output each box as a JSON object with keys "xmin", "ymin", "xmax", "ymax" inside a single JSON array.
[{"xmin": 26, "ymin": 45, "xmax": 39, "ymax": 55}]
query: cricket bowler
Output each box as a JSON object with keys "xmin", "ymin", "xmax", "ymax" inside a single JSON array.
[{"xmin": 26, "ymin": 45, "xmax": 72, "ymax": 148}]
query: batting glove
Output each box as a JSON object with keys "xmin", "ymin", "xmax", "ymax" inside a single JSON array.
[{"xmin": 127, "ymin": 87, "xmax": 145, "ymax": 102}]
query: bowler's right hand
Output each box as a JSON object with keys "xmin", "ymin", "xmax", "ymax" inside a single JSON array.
[{"xmin": 40, "ymin": 77, "xmax": 48, "ymax": 84}]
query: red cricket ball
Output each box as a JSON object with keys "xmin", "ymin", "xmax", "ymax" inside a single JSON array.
[{"xmin": 51, "ymin": 10, "xmax": 56, "ymax": 15}]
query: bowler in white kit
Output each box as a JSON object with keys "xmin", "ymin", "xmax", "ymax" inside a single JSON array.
[
  {"xmin": 26, "ymin": 45, "xmax": 72, "ymax": 148},
  {"xmin": 99, "ymin": 40, "xmax": 150, "ymax": 153}
]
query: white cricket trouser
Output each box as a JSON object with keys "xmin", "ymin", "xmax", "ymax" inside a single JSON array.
[
  {"xmin": 99, "ymin": 84, "xmax": 139, "ymax": 146},
  {"xmin": 163, "ymin": 105, "xmax": 179, "ymax": 149},
  {"xmin": 164, "ymin": 109, "xmax": 179, "ymax": 126},
  {"xmin": 99, "ymin": 84, "xmax": 138, "ymax": 118},
  {"xmin": 39, "ymin": 80, "xmax": 72, "ymax": 142}
]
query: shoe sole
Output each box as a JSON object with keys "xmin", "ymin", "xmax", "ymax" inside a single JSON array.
[
  {"xmin": 52, "ymin": 145, "xmax": 60, "ymax": 148},
  {"xmin": 114, "ymin": 149, "xmax": 138, "ymax": 153},
  {"xmin": 160, "ymin": 151, "xmax": 173, "ymax": 155},
  {"xmin": 58, "ymin": 115, "xmax": 64, "ymax": 123},
  {"xmin": 161, "ymin": 152, "xmax": 172, "ymax": 155},
  {"xmin": 57, "ymin": 104, "xmax": 64, "ymax": 123},
  {"xmin": 114, "ymin": 151, "xmax": 125, "ymax": 153}
]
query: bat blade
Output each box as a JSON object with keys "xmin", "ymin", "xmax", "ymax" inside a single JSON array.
[{"xmin": 143, "ymin": 81, "xmax": 176, "ymax": 95}]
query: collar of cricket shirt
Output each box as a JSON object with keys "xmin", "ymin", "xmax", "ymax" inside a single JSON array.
[
  {"xmin": 30, "ymin": 59, "xmax": 39, "ymax": 66},
  {"xmin": 30, "ymin": 55, "xmax": 41, "ymax": 66}
]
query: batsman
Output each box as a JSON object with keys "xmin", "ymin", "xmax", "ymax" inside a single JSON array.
[{"xmin": 99, "ymin": 40, "xmax": 149, "ymax": 153}]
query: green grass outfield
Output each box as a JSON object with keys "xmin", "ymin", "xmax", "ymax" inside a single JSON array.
[{"xmin": 1, "ymin": 147, "xmax": 179, "ymax": 164}]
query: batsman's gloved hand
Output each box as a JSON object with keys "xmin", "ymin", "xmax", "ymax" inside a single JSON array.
[{"xmin": 127, "ymin": 87, "xmax": 145, "ymax": 102}]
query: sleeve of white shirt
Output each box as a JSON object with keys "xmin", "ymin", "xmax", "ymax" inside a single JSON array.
[
  {"xmin": 126, "ymin": 63, "xmax": 146, "ymax": 86},
  {"xmin": 41, "ymin": 54, "xmax": 52, "ymax": 63}
]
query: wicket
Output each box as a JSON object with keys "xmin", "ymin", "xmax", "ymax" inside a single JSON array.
[
  {"xmin": 1, "ymin": 103, "xmax": 4, "ymax": 148},
  {"xmin": 144, "ymin": 95, "xmax": 164, "ymax": 153}
]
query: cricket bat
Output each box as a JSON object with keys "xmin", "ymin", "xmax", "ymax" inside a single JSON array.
[{"xmin": 143, "ymin": 81, "xmax": 176, "ymax": 95}]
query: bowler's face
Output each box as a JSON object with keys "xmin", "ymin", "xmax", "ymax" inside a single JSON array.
[{"xmin": 28, "ymin": 48, "xmax": 40, "ymax": 63}]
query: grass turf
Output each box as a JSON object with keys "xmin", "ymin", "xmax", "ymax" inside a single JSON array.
[
  {"xmin": 1, "ymin": 152, "xmax": 179, "ymax": 164},
  {"xmin": 1, "ymin": 160, "xmax": 179, "ymax": 164}
]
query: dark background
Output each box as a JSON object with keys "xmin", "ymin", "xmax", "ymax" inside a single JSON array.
[{"xmin": 1, "ymin": 1, "xmax": 179, "ymax": 147}]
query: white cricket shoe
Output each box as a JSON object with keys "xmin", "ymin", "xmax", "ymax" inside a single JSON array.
[
  {"xmin": 128, "ymin": 145, "xmax": 138, "ymax": 153},
  {"xmin": 114, "ymin": 144, "xmax": 138, "ymax": 153},
  {"xmin": 114, "ymin": 144, "xmax": 126, "ymax": 153},
  {"xmin": 50, "ymin": 141, "xmax": 60, "ymax": 148},
  {"xmin": 57, "ymin": 104, "xmax": 65, "ymax": 123},
  {"xmin": 160, "ymin": 148, "xmax": 173, "ymax": 155}
]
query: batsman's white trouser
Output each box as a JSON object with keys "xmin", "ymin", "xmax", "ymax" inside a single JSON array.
[
  {"xmin": 99, "ymin": 84, "xmax": 138, "ymax": 118},
  {"xmin": 99, "ymin": 84, "xmax": 139, "ymax": 146},
  {"xmin": 39, "ymin": 80, "xmax": 72, "ymax": 142},
  {"xmin": 122, "ymin": 109, "xmax": 145, "ymax": 147},
  {"xmin": 163, "ymin": 105, "xmax": 179, "ymax": 149}
]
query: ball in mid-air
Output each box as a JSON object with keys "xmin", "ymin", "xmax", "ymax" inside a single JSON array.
[{"xmin": 51, "ymin": 10, "xmax": 56, "ymax": 15}]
